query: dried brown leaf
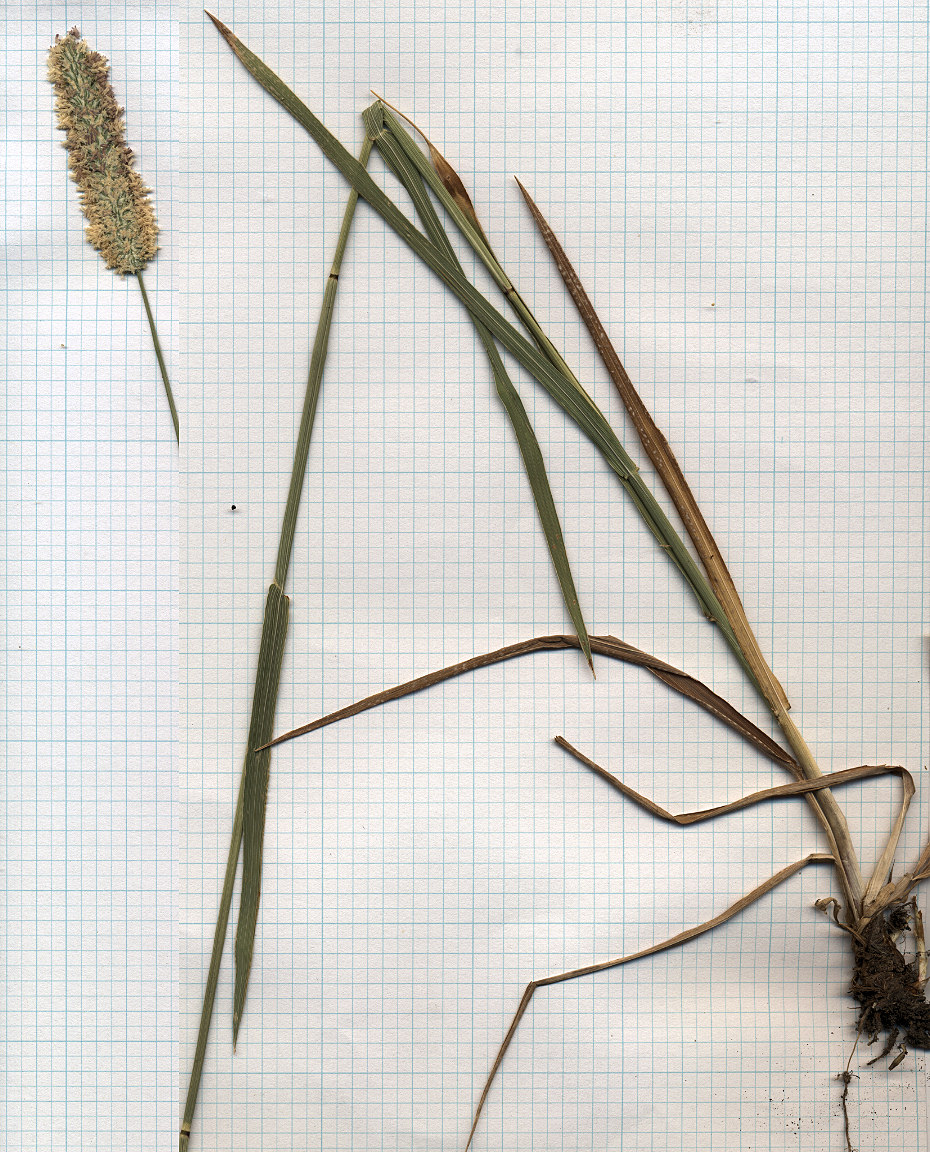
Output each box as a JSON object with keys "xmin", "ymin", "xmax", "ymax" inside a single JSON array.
[{"xmin": 257, "ymin": 633, "xmax": 795, "ymax": 769}]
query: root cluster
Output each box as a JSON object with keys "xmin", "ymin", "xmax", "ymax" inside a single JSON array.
[{"xmin": 849, "ymin": 901, "xmax": 930, "ymax": 1057}]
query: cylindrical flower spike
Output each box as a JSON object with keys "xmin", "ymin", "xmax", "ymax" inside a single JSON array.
[{"xmin": 48, "ymin": 27, "xmax": 158, "ymax": 275}]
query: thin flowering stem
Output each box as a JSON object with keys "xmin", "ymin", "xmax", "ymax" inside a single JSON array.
[{"xmin": 136, "ymin": 270, "xmax": 179, "ymax": 441}]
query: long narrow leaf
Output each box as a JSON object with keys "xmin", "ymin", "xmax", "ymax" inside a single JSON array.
[
  {"xmin": 464, "ymin": 753, "xmax": 912, "ymax": 1145},
  {"xmin": 234, "ymin": 580, "xmax": 290, "ymax": 1042},
  {"xmin": 464, "ymin": 853, "xmax": 834, "ymax": 1148},
  {"xmin": 362, "ymin": 102, "xmax": 594, "ymax": 672},
  {"xmin": 205, "ymin": 13, "xmax": 764, "ymax": 696},
  {"xmin": 557, "ymin": 737, "xmax": 912, "ymax": 833},
  {"xmin": 180, "ymin": 137, "xmax": 373, "ymax": 1152},
  {"xmin": 256, "ymin": 633, "xmax": 797, "ymax": 770},
  {"xmin": 514, "ymin": 179, "xmax": 792, "ymax": 713}
]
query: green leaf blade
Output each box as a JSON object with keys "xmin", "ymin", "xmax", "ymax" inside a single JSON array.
[
  {"xmin": 484, "ymin": 347, "xmax": 595, "ymax": 673},
  {"xmin": 365, "ymin": 104, "xmax": 594, "ymax": 671},
  {"xmin": 207, "ymin": 13, "xmax": 759, "ymax": 691},
  {"xmin": 233, "ymin": 581, "xmax": 290, "ymax": 1045}
]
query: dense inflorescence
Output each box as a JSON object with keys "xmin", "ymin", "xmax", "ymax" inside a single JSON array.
[{"xmin": 48, "ymin": 27, "xmax": 158, "ymax": 274}]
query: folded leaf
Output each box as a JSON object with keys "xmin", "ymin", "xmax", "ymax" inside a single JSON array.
[{"xmin": 363, "ymin": 101, "xmax": 594, "ymax": 672}]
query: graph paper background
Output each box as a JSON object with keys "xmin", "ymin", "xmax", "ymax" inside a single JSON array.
[
  {"xmin": 4, "ymin": 1, "xmax": 928, "ymax": 1150},
  {"xmin": 3, "ymin": 5, "xmax": 178, "ymax": 1151}
]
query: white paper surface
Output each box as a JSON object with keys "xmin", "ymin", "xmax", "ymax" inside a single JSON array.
[
  {"xmin": 4, "ymin": 6, "xmax": 178, "ymax": 1151},
  {"xmin": 6, "ymin": 2, "xmax": 929, "ymax": 1150}
]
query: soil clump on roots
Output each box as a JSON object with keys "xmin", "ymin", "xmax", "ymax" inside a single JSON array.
[{"xmin": 849, "ymin": 901, "xmax": 930, "ymax": 1056}]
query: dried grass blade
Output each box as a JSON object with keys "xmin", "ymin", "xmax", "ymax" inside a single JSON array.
[
  {"xmin": 362, "ymin": 103, "xmax": 593, "ymax": 672},
  {"xmin": 256, "ymin": 632, "xmax": 794, "ymax": 768},
  {"xmin": 556, "ymin": 737, "xmax": 911, "ymax": 830},
  {"xmin": 465, "ymin": 853, "xmax": 834, "ymax": 1149},
  {"xmin": 906, "ymin": 847, "xmax": 930, "ymax": 889},
  {"xmin": 594, "ymin": 635, "xmax": 796, "ymax": 768},
  {"xmin": 861, "ymin": 765, "xmax": 916, "ymax": 909},
  {"xmin": 514, "ymin": 179, "xmax": 791, "ymax": 713}
]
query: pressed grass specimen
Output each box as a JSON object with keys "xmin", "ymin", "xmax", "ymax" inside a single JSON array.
[
  {"xmin": 183, "ymin": 14, "xmax": 930, "ymax": 1150},
  {"xmin": 48, "ymin": 27, "xmax": 178, "ymax": 441}
]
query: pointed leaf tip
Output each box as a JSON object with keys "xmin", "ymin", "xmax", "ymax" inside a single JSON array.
[
  {"xmin": 205, "ymin": 11, "xmax": 233, "ymax": 42},
  {"xmin": 514, "ymin": 176, "xmax": 541, "ymax": 216}
]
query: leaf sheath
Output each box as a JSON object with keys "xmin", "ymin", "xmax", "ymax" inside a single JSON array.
[{"xmin": 233, "ymin": 580, "xmax": 290, "ymax": 1042}]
